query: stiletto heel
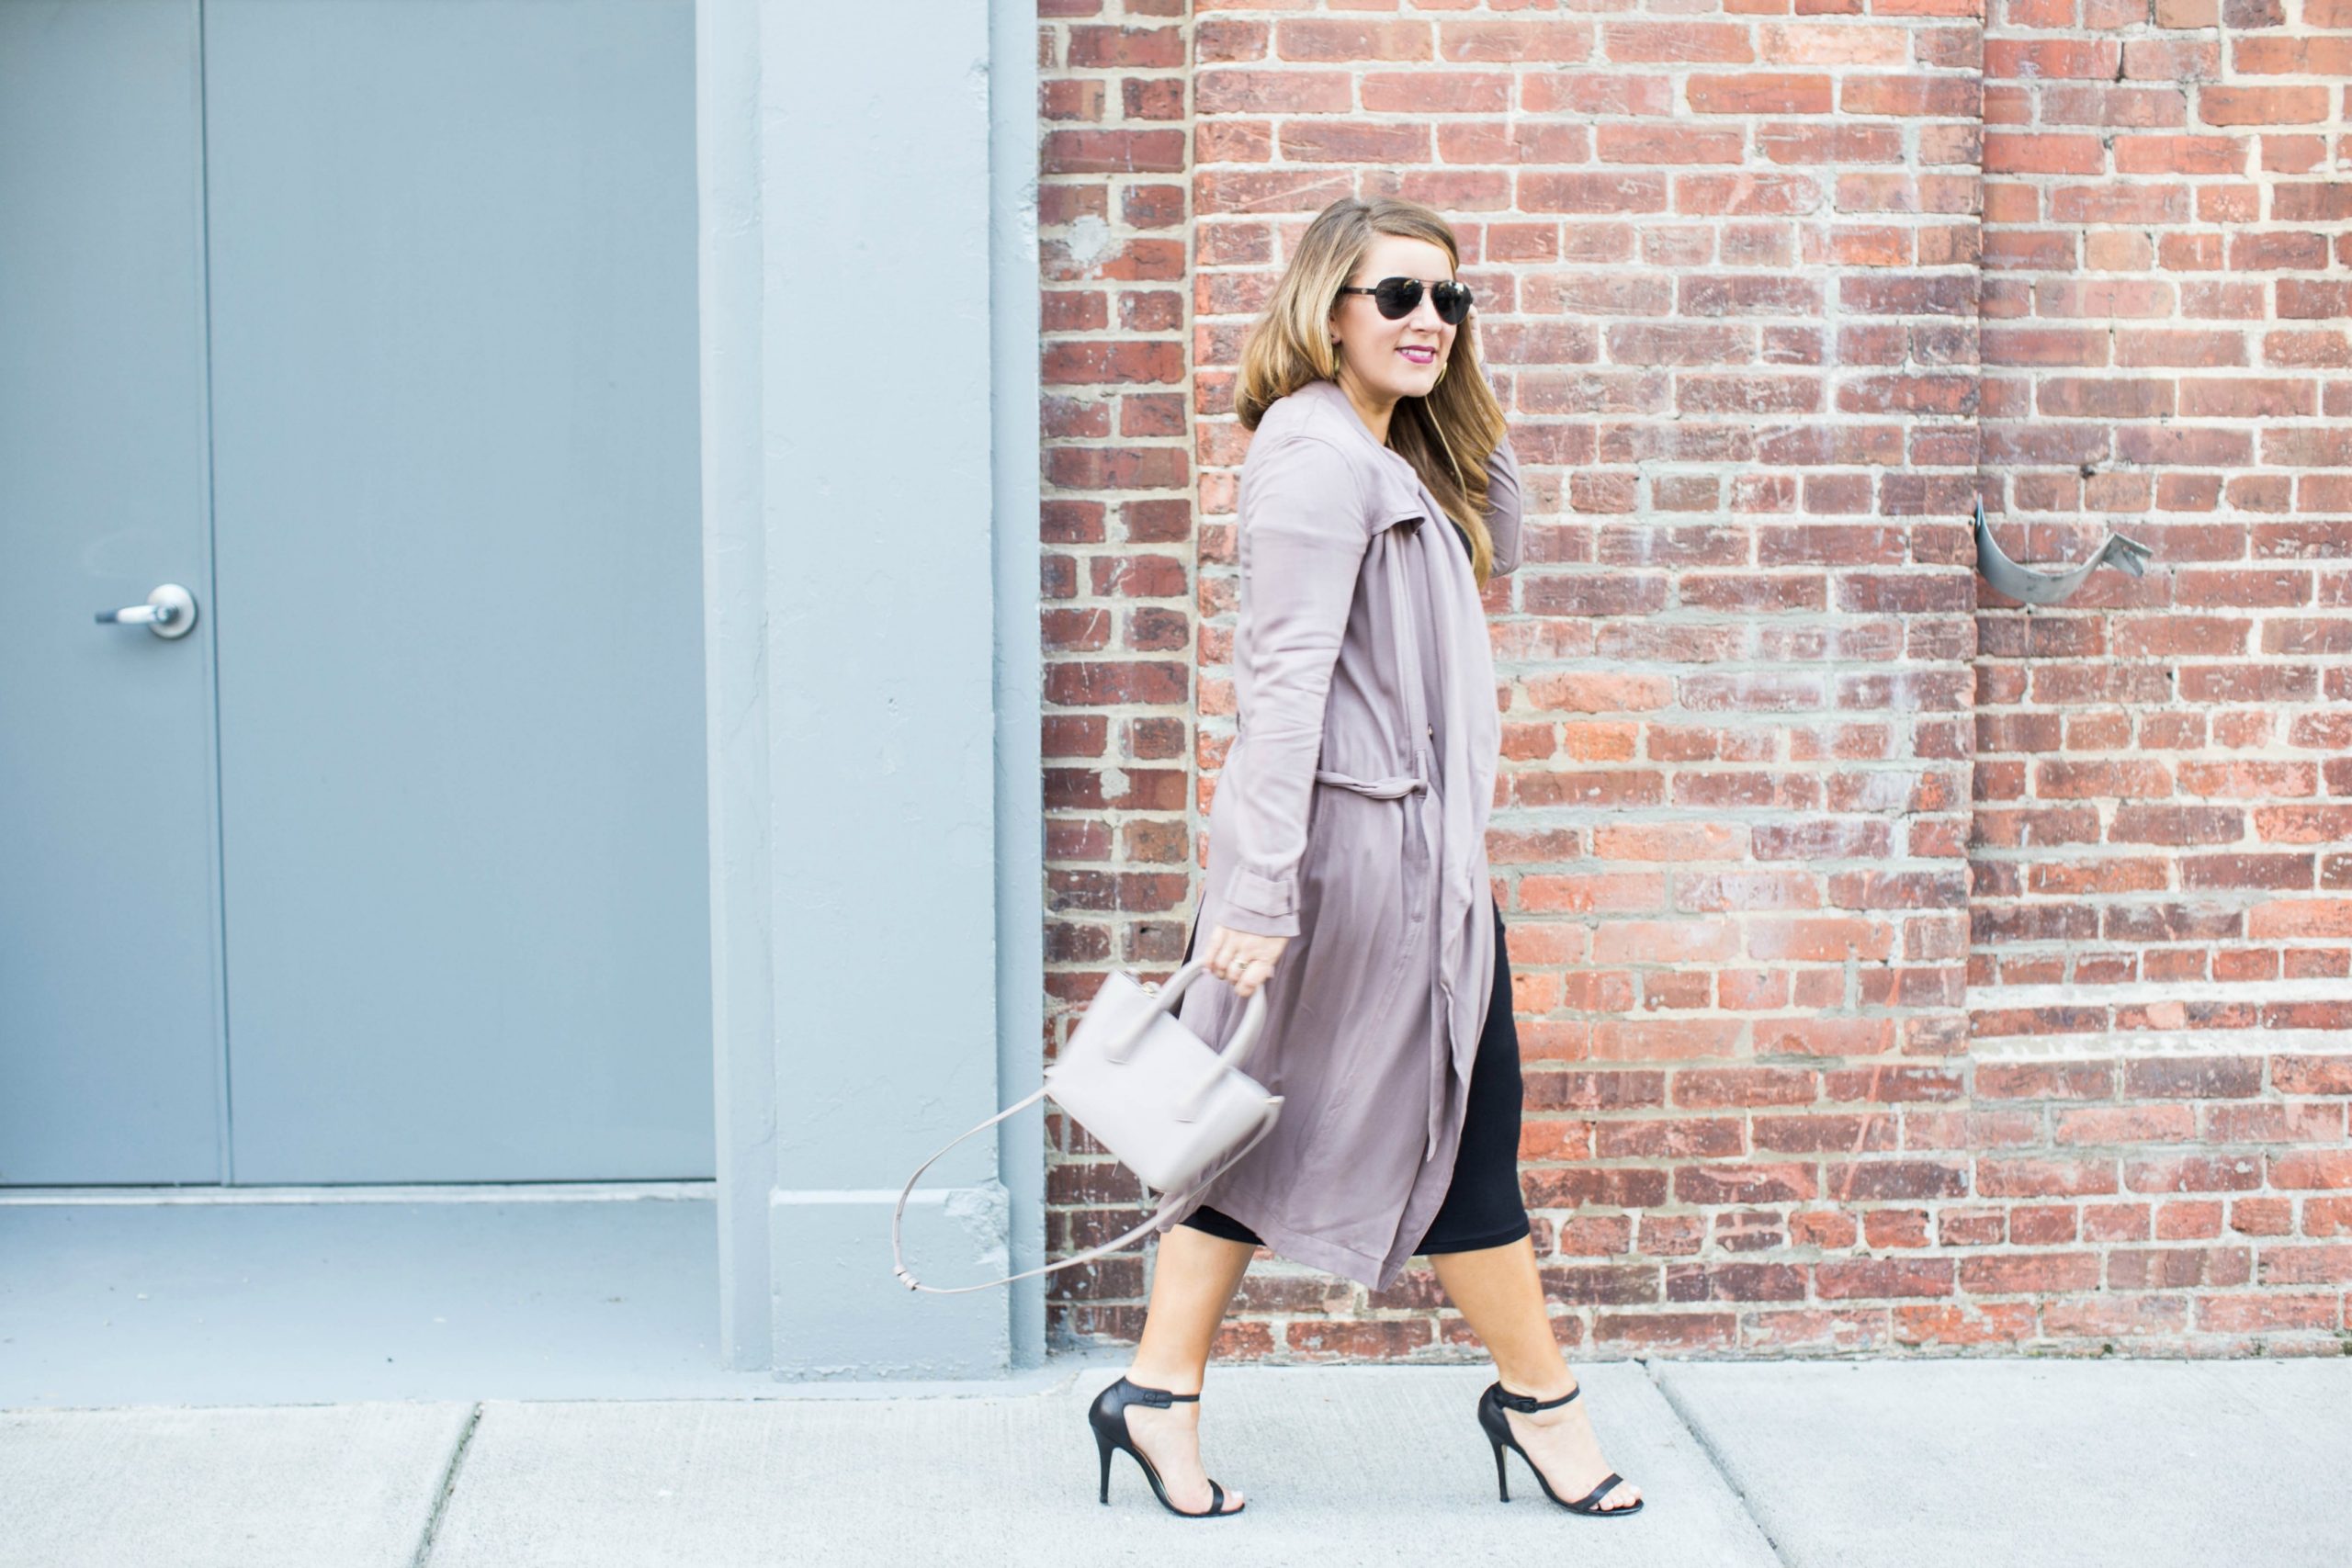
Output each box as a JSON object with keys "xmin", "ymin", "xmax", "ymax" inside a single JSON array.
[
  {"xmin": 1086, "ymin": 1375, "xmax": 1245, "ymax": 1518},
  {"xmin": 1476, "ymin": 1380, "xmax": 1644, "ymax": 1517}
]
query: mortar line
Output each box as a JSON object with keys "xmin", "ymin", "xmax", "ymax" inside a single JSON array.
[
  {"xmin": 1643, "ymin": 1362, "xmax": 1796, "ymax": 1568},
  {"xmin": 411, "ymin": 1402, "xmax": 485, "ymax": 1568}
]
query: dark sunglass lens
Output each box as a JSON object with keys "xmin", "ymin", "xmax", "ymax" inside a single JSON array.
[
  {"xmin": 1373, "ymin": 277, "xmax": 1422, "ymax": 319},
  {"xmin": 1431, "ymin": 281, "xmax": 1472, "ymax": 324}
]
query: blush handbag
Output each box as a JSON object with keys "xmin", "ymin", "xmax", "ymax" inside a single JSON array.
[{"xmin": 890, "ymin": 956, "xmax": 1283, "ymax": 1294}]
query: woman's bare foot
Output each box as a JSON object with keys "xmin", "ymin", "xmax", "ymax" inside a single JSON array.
[
  {"xmin": 1500, "ymin": 1381, "xmax": 1642, "ymax": 1512},
  {"xmin": 1117, "ymin": 1374, "xmax": 1245, "ymax": 1515}
]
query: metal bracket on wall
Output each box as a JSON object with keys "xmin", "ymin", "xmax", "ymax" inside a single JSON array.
[{"xmin": 1973, "ymin": 499, "xmax": 2154, "ymax": 606}]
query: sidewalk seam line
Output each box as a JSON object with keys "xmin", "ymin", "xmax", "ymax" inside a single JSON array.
[
  {"xmin": 1643, "ymin": 1363, "xmax": 1795, "ymax": 1568},
  {"xmin": 411, "ymin": 1402, "xmax": 485, "ymax": 1568}
]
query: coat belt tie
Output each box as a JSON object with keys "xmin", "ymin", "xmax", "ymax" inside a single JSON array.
[
  {"xmin": 1312, "ymin": 769, "xmax": 1428, "ymax": 799},
  {"xmin": 1316, "ymin": 756, "xmax": 1448, "ymax": 1166}
]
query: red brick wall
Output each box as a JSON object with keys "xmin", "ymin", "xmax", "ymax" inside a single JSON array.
[
  {"xmin": 1037, "ymin": 0, "xmax": 1197, "ymax": 1334},
  {"xmin": 1965, "ymin": 0, "xmax": 2352, "ymax": 1351},
  {"xmin": 1039, "ymin": 0, "xmax": 2352, "ymax": 1358}
]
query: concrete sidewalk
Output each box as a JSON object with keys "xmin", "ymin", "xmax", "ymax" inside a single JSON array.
[{"xmin": 6, "ymin": 1356, "xmax": 2347, "ymax": 1568}]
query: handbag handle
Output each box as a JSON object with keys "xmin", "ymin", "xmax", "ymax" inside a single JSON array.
[{"xmin": 1110, "ymin": 958, "xmax": 1268, "ymax": 1121}]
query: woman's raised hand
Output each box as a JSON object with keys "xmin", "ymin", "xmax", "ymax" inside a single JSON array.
[{"xmin": 1199, "ymin": 926, "xmax": 1290, "ymax": 999}]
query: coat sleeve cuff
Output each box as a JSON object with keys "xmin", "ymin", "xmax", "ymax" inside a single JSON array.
[{"xmin": 1218, "ymin": 866, "xmax": 1302, "ymax": 938}]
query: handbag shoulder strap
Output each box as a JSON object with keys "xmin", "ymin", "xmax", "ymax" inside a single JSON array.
[{"xmin": 889, "ymin": 1088, "xmax": 1281, "ymax": 1295}]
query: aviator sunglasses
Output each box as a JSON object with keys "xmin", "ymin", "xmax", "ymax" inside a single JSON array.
[{"xmin": 1337, "ymin": 276, "xmax": 1474, "ymax": 325}]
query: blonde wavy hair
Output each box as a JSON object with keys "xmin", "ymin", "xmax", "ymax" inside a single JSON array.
[{"xmin": 1236, "ymin": 197, "xmax": 1510, "ymax": 584}]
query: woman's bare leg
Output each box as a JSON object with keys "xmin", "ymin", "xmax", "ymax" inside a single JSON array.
[
  {"xmin": 1428, "ymin": 1234, "xmax": 1644, "ymax": 1510},
  {"xmin": 1116, "ymin": 1224, "xmax": 1257, "ymax": 1512}
]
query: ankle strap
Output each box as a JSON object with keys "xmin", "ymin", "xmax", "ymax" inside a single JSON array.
[
  {"xmin": 1494, "ymin": 1382, "xmax": 1580, "ymax": 1414},
  {"xmin": 1120, "ymin": 1376, "xmax": 1200, "ymax": 1406}
]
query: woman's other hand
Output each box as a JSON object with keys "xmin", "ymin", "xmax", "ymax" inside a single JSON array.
[{"xmin": 1200, "ymin": 926, "xmax": 1290, "ymax": 999}]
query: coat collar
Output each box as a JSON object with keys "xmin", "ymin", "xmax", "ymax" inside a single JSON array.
[
  {"xmin": 1287, "ymin": 375, "xmax": 1391, "ymax": 453},
  {"xmin": 1281, "ymin": 377, "xmax": 1426, "ymax": 518}
]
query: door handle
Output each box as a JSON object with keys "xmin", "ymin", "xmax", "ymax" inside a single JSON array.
[{"xmin": 95, "ymin": 583, "xmax": 198, "ymax": 640}]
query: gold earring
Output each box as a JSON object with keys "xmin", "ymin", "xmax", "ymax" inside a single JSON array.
[{"xmin": 1432, "ymin": 358, "xmax": 1449, "ymax": 387}]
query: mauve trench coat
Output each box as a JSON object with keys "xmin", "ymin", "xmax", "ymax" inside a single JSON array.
[{"xmin": 1153, "ymin": 374, "xmax": 1524, "ymax": 1292}]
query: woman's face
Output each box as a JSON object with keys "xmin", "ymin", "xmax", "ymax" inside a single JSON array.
[{"xmin": 1329, "ymin": 234, "xmax": 1461, "ymax": 405}]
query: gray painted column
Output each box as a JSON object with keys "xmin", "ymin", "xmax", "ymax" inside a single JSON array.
[
  {"xmin": 693, "ymin": 0, "xmax": 776, "ymax": 1375},
  {"xmin": 695, "ymin": 0, "xmax": 1042, "ymax": 1376},
  {"xmin": 987, "ymin": 0, "xmax": 1050, "ymax": 1371}
]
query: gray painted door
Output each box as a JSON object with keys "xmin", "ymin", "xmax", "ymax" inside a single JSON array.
[
  {"xmin": 1, "ymin": 0, "xmax": 712, "ymax": 1184},
  {"xmin": 1, "ymin": 0, "xmax": 224, "ymax": 1184}
]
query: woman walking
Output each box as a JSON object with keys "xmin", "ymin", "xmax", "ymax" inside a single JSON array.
[{"xmin": 1085, "ymin": 197, "xmax": 1645, "ymax": 1521}]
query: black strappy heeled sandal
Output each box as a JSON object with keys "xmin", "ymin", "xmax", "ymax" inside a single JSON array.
[
  {"xmin": 1088, "ymin": 1375, "xmax": 1245, "ymax": 1518},
  {"xmin": 1476, "ymin": 1380, "xmax": 1645, "ymax": 1517}
]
